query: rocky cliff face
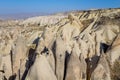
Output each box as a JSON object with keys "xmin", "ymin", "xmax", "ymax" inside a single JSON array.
[{"xmin": 0, "ymin": 8, "xmax": 120, "ymax": 80}]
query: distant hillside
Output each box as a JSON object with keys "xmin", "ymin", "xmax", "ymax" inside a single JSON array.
[{"xmin": 0, "ymin": 12, "xmax": 52, "ymax": 20}]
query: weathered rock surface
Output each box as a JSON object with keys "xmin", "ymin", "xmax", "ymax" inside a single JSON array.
[{"xmin": 0, "ymin": 8, "xmax": 120, "ymax": 80}]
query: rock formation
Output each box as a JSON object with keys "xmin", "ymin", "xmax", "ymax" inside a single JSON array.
[{"xmin": 0, "ymin": 8, "xmax": 120, "ymax": 80}]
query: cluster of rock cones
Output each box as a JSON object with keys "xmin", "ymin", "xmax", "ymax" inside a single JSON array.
[{"xmin": 0, "ymin": 8, "xmax": 120, "ymax": 80}]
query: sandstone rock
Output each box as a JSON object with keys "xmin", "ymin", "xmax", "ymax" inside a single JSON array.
[
  {"xmin": 12, "ymin": 36, "xmax": 28, "ymax": 75},
  {"xmin": 0, "ymin": 8, "xmax": 120, "ymax": 80},
  {"xmin": 91, "ymin": 53, "xmax": 111, "ymax": 80},
  {"xmin": 55, "ymin": 37, "xmax": 66, "ymax": 80},
  {"xmin": 45, "ymin": 49, "xmax": 56, "ymax": 73},
  {"xmin": 65, "ymin": 42, "xmax": 82, "ymax": 80},
  {"xmin": 107, "ymin": 34, "xmax": 120, "ymax": 65},
  {"xmin": 0, "ymin": 54, "xmax": 12, "ymax": 79},
  {"xmin": 26, "ymin": 55, "xmax": 57, "ymax": 80}
]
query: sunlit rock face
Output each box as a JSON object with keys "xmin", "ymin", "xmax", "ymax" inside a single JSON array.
[
  {"xmin": 0, "ymin": 8, "xmax": 120, "ymax": 80},
  {"xmin": 20, "ymin": 15, "xmax": 67, "ymax": 27}
]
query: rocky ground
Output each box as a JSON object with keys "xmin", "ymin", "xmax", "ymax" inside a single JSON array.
[{"xmin": 0, "ymin": 8, "xmax": 120, "ymax": 80}]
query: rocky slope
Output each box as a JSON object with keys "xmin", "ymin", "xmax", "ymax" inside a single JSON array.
[{"xmin": 0, "ymin": 8, "xmax": 120, "ymax": 80}]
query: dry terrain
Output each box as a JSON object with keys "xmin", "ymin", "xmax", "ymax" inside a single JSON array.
[{"xmin": 0, "ymin": 8, "xmax": 120, "ymax": 80}]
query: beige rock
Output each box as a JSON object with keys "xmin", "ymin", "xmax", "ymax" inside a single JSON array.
[
  {"xmin": 0, "ymin": 54, "xmax": 12, "ymax": 79},
  {"xmin": 12, "ymin": 36, "xmax": 28, "ymax": 75},
  {"xmin": 26, "ymin": 55, "xmax": 57, "ymax": 80},
  {"xmin": 55, "ymin": 37, "xmax": 66, "ymax": 80},
  {"xmin": 0, "ymin": 8, "xmax": 120, "ymax": 80},
  {"xmin": 65, "ymin": 44, "xmax": 82, "ymax": 80},
  {"xmin": 107, "ymin": 34, "xmax": 120, "ymax": 65},
  {"xmin": 91, "ymin": 54, "xmax": 111, "ymax": 80},
  {"xmin": 46, "ymin": 49, "xmax": 55, "ymax": 73}
]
